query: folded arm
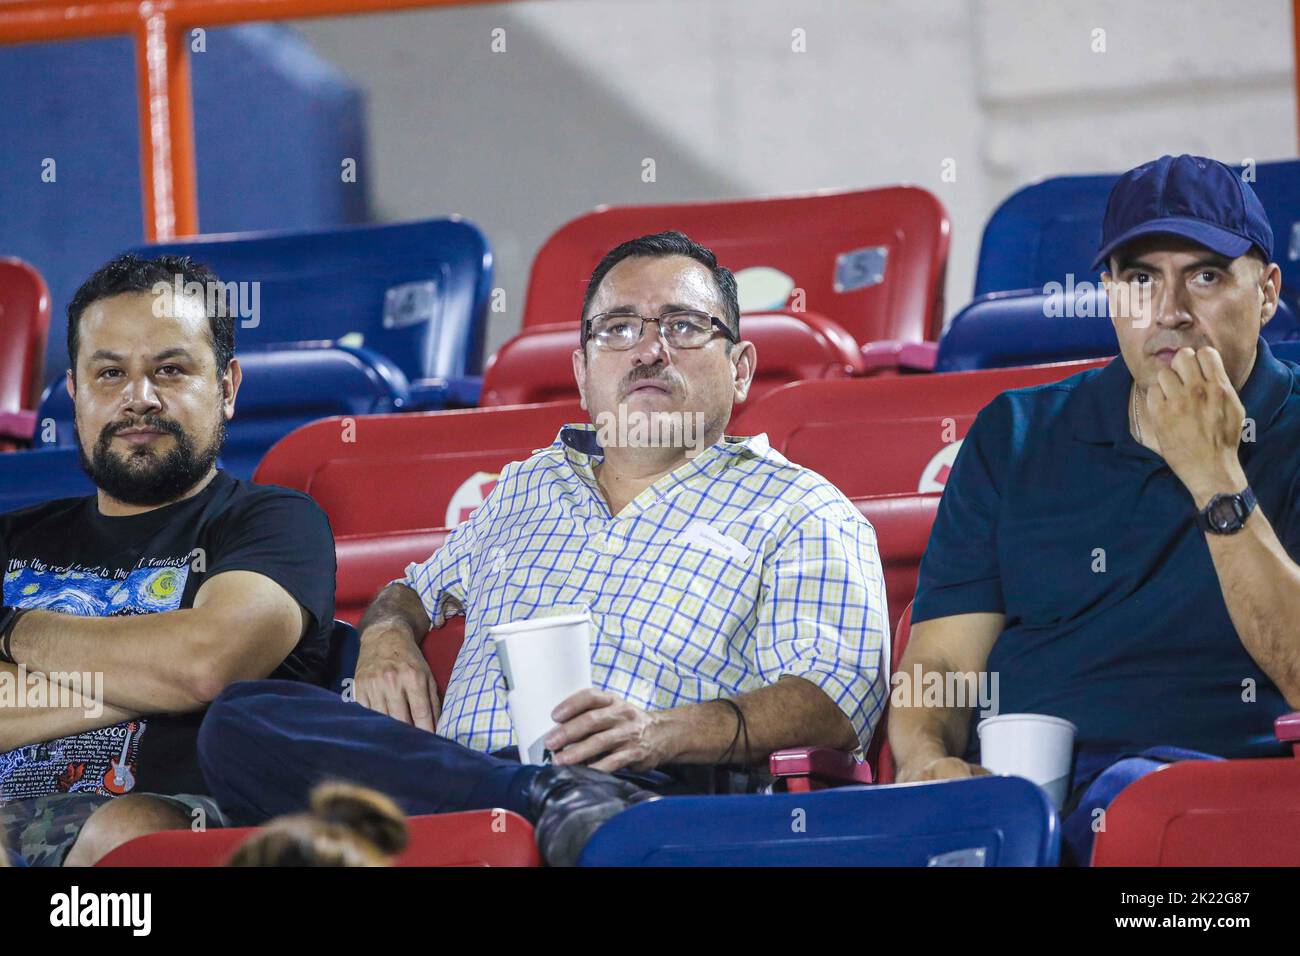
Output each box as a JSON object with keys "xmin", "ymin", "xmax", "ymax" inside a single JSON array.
[
  {"xmin": 0, "ymin": 662, "xmax": 142, "ymax": 751},
  {"xmin": 6, "ymin": 570, "xmax": 307, "ymax": 713}
]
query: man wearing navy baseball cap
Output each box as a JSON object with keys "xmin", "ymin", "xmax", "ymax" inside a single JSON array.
[{"xmin": 892, "ymin": 154, "xmax": 1300, "ymax": 864}]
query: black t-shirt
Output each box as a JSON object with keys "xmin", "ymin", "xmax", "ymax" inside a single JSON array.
[{"xmin": 0, "ymin": 470, "xmax": 335, "ymax": 801}]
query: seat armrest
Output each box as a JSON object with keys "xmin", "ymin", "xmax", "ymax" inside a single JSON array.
[
  {"xmin": 408, "ymin": 375, "xmax": 483, "ymax": 410},
  {"xmin": 859, "ymin": 340, "xmax": 938, "ymax": 373},
  {"xmin": 1275, "ymin": 712, "xmax": 1300, "ymax": 756},
  {"xmin": 769, "ymin": 746, "xmax": 873, "ymax": 792}
]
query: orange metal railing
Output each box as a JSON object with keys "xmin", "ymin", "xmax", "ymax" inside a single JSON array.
[{"xmin": 0, "ymin": 0, "xmax": 504, "ymax": 241}]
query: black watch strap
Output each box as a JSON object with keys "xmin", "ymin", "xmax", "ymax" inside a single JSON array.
[{"xmin": 1196, "ymin": 486, "xmax": 1257, "ymax": 535}]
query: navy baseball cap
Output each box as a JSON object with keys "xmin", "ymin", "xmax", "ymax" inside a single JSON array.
[{"xmin": 1092, "ymin": 154, "xmax": 1273, "ymax": 270}]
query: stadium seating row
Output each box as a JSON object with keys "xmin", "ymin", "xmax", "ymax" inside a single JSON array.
[{"xmin": 255, "ymin": 358, "xmax": 1107, "ymax": 537}]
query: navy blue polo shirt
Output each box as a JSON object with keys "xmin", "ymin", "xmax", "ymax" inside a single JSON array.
[{"xmin": 913, "ymin": 338, "xmax": 1300, "ymax": 761}]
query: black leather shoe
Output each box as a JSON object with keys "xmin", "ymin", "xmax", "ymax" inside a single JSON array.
[{"xmin": 527, "ymin": 765, "xmax": 659, "ymax": 867}]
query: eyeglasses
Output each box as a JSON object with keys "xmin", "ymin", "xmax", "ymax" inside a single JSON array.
[{"xmin": 585, "ymin": 310, "xmax": 739, "ymax": 351}]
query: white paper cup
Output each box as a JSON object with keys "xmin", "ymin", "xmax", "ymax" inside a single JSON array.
[
  {"xmin": 490, "ymin": 611, "xmax": 594, "ymax": 765},
  {"xmin": 976, "ymin": 713, "xmax": 1077, "ymax": 809}
]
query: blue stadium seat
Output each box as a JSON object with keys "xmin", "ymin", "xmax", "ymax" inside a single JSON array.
[
  {"xmin": 1248, "ymin": 160, "xmax": 1300, "ymax": 312},
  {"xmin": 577, "ymin": 775, "xmax": 1059, "ymax": 866},
  {"xmin": 0, "ymin": 447, "xmax": 94, "ymax": 515},
  {"xmin": 132, "ymin": 217, "xmax": 493, "ymax": 405},
  {"xmin": 936, "ymin": 288, "xmax": 1300, "ymax": 373},
  {"xmin": 31, "ymin": 343, "xmax": 410, "ymax": 480},
  {"xmin": 974, "ymin": 174, "xmax": 1115, "ymax": 298},
  {"xmin": 974, "ymin": 160, "xmax": 1300, "ymax": 316}
]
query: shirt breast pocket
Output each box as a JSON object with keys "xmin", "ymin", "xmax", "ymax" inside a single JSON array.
[{"xmin": 636, "ymin": 540, "xmax": 756, "ymax": 659}]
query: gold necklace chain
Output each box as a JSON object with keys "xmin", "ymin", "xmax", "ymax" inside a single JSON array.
[{"xmin": 1132, "ymin": 385, "xmax": 1143, "ymax": 444}]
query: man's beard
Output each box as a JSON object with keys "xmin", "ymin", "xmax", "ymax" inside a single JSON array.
[{"xmin": 77, "ymin": 412, "xmax": 224, "ymax": 507}]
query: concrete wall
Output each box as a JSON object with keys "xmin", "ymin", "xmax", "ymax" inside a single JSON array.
[{"xmin": 293, "ymin": 0, "xmax": 1297, "ymax": 353}]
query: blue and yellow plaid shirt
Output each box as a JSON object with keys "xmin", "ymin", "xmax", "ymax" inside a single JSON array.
[{"xmin": 403, "ymin": 424, "xmax": 890, "ymax": 755}]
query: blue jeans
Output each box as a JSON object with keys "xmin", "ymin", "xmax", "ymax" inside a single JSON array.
[
  {"xmin": 1059, "ymin": 745, "xmax": 1222, "ymax": 866},
  {"xmin": 197, "ymin": 680, "xmax": 759, "ymax": 827}
]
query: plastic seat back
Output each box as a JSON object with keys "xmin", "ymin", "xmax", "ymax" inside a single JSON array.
[
  {"xmin": 256, "ymin": 400, "xmax": 582, "ymax": 536},
  {"xmin": 0, "ymin": 258, "xmax": 51, "ymax": 416},
  {"xmin": 1092, "ymin": 757, "xmax": 1300, "ymax": 866},
  {"xmin": 135, "ymin": 218, "xmax": 493, "ymax": 382},
  {"xmin": 732, "ymin": 359, "xmax": 1108, "ymax": 497},
  {"xmin": 525, "ymin": 187, "xmax": 949, "ymax": 347},
  {"xmin": 853, "ymin": 495, "xmax": 938, "ymax": 628},
  {"xmin": 578, "ymin": 774, "xmax": 1058, "ymax": 866},
  {"xmin": 976, "ymin": 160, "xmax": 1300, "ymax": 314},
  {"xmin": 0, "ymin": 447, "xmax": 94, "ymax": 514}
]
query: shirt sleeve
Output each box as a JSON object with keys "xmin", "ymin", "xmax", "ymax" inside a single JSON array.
[
  {"xmin": 400, "ymin": 462, "xmax": 510, "ymax": 627},
  {"xmin": 911, "ymin": 395, "xmax": 1010, "ymax": 624},
  {"xmin": 753, "ymin": 485, "xmax": 890, "ymax": 751},
  {"xmin": 206, "ymin": 490, "xmax": 336, "ymax": 634}
]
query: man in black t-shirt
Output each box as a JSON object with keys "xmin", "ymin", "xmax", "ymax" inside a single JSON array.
[{"xmin": 0, "ymin": 254, "xmax": 335, "ymax": 866}]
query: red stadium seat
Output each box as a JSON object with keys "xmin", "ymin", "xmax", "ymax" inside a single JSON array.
[
  {"xmin": 335, "ymin": 529, "xmax": 450, "ymax": 624},
  {"xmin": 1091, "ymin": 749, "xmax": 1300, "ymax": 867},
  {"xmin": 0, "ymin": 257, "xmax": 51, "ymax": 449},
  {"xmin": 734, "ymin": 358, "xmax": 1108, "ymax": 496},
  {"xmin": 523, "ymin": 187, "xmax": 950, "ymax": 352},
  {"xmin": 254, "ymin": 399, "xmax": 582, "ymax": 536},
  {"xmin": 855, "ymin": 493, "xmax": 938, "ymax": 621},
  {"xmin": 479, "ymin": 310, "xmax": 866, "ymax": 408},
  {"xmin": 97, "ymin": 809, "xmax": 539, "ymax": 867},
  {"xmin": 333, "ymin": 529, "xmax": 463, "ymax": 691}
]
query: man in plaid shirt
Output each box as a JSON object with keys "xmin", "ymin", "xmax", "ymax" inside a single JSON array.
[{"xmin": 199, "ymin": 232, "xmax": 889, "ymax": 865}]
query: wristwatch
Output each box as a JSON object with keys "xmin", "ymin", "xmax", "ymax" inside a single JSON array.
[{"xmin": 1195, "ymin": 487, "xmax": 1257, "ymax": 535}]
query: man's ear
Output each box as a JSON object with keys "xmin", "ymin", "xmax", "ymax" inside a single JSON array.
[
  {"xmin": 731, "ymin": 340, "xmax": 757, "ymax": 405},
  {"xmin": 65, "ymin": 368, "xmax": 75, "ymax": 401},
  {"xmin": 221, "ymin": 358, "xmax": 242, "ymax": 421},
  {"xmin": 1259, "ymin": 262, "xmax": 1282, "ymax": 328},
  {"xmin": 570, "ymin": 347, "xmax": 588, "ymax": 411}
]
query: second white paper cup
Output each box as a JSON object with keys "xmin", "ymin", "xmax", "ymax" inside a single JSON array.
[
  {"xmin": 977, "ymin": 713, "xmax": 1077, "ymax": 809},
  {"xmin": 490, "ymin": 611, "xmax": 594, "ymax": 765}
]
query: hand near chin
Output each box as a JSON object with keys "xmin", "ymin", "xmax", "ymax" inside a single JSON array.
[{"xmin": 1144, "ymin": 346, "xmax": 1248, "ymax": 506}]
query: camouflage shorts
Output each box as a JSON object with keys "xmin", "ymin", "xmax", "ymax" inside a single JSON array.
[{"xmin": 0, "ymin": 791, "xmax": 226, "ymax": 867}]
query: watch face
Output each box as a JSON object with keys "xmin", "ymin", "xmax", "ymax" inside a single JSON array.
[{"xmin": 1208, "ymin": 495, "xmax": 1243, "ymax": 531}]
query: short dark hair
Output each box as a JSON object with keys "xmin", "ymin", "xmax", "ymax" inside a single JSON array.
[
  {"xmin": 579, "ymin": 231, "xmax": 739, "ymax": 348},
  {"xmin": 66, "ymin": 253, "xmax": 234, "ymax": 377}
]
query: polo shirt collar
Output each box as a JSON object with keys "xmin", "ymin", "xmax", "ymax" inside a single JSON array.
[{"xmin": 1069, "ymin": 337, "xmax": 1293, "ymax": 448}]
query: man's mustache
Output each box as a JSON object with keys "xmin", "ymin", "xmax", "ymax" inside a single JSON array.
[
  {"xmin": 100, "ymin": 415, "xmax": 185, "ymax": 441},
  {"xmin": 621, "ymin": 365, "xmax": 681, "ymax": 396}
]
